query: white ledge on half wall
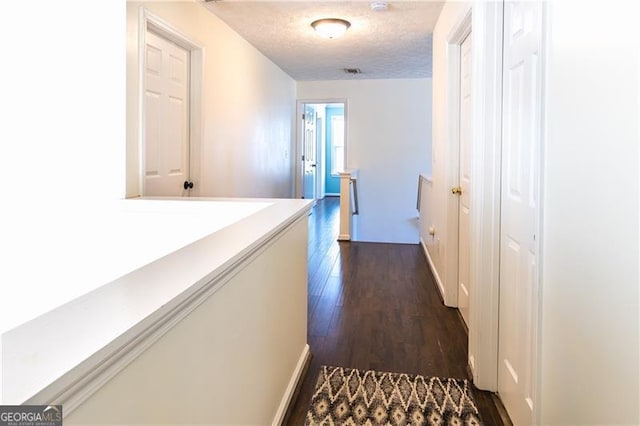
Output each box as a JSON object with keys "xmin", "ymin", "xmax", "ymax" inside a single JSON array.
[{"xmin": 1, "ymin": 197, "xmax": 312, "ymax": 416}]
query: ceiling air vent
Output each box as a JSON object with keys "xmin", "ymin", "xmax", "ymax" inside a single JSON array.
[{"xmin": 344, "ymin": 68, "xmax": 362, "ymax": 75}]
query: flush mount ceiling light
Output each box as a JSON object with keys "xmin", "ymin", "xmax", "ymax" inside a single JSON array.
[
  {"xmin": 311, "ymin": 18, "xmax": 351, "ymax": 39},
  {"xmin": 370, "ymin": 1, "xmax": 389, "ymax": 11}
]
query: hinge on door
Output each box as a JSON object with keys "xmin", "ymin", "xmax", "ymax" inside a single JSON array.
[
  {"xmin": 302, "ymin": 155, "xmax": 305, "ymax": 161},
  {"xmin": 302, "ymin": 113, "xmax": 305, "ymax": 120}
]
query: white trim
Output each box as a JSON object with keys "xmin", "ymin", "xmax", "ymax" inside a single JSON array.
[
  {"xmin": 137, "ymin": 10, "xmax": 146, "ymax": 196},
  {"xmin": 189, "ymin": 49, "xmax": 204, "ymax": 197},
  {"xmin": 532, "ymin": 4, "xmax": 548, "ymax": 424},
  {"xmin": 448, "ymin": 9, "xmax": 473, "ymax": 44},
  {"xmin": 467, "ymin": 1, "xmax": 503, "ymax": 392},
  {"xmin": 271, "ymin": 344, "xmax": 311, "ymax": 426},
  {"xmin": 420, "ymin": 238, "xmax": 446, "ymax": 303},
  {"xmin": 138, "ymin": 8, "xmax": 204, "ymax": 197}
]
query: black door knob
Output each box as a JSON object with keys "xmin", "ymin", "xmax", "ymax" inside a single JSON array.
[{"xmin": 183, "ymin": 181, "xmax": 194, "ymax": 190}]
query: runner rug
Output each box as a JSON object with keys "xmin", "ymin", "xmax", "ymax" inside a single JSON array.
[{"xmin": 304, "ymin": 365, "xmax": 483, "ymax": 425}]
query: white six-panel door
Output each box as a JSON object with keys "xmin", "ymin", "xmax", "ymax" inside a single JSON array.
[
  {"xmin": 144, "ymin": 30, "xmax": 190, "ymax": 196},
  {"xmin": 457, "ymin": 31, "xmax": 473, "ymax": 327},
  {"xmin": 498, "ymin": 2, "xmax": 542, "ymax": 424},
  {"xmin": 302, "ymin": 105, "xmax": 317, "ymax": 200}
]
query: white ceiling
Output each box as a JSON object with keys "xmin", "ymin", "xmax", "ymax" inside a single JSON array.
[{"xmin": 200, "ymin": 0, "xmax": 445, "ymax": 81}]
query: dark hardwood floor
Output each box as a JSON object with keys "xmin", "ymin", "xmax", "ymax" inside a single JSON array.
[{"xmin": 284, "ymin": 196, "xmax": 510, "ymax": 425}]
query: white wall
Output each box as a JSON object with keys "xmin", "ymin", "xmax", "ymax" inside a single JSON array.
[
  {"xmin": 298, "ymin": 79, "xmax": 431, "ymax": 244},
  {"xmin": 428, "ymin": 2, "xmax": 640, "ymax": 423},
  {"xmin": 127, "ymin": 1, "xmax": 296, "ymax": 199},
  {"xmin": 540, "ymin": 1, "xmax": 640, "ymax": 423},
  {"xmin": 419, "ymin": 176, "xmax": 447, "ymax": 297},
  {"xmin": 0, "ymin": 0, "xmax": 126, "ymax": 344},
  {"xmin": 0, "ymin": 0, "xmax": 125, "ymax": 403},
  {"xmin": 427, "ymin": 1, "xmax": 471, "ymax": 305}
]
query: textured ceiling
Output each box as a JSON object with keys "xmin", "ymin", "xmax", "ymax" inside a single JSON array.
[{"xmin": 200, "ymin": 1, "xmax": 444, "ymax": 81}]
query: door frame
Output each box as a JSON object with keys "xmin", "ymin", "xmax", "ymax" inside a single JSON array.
[
  {"xmin": 295, "ymin": 99, "xmax": 348, "ymax": 199},
  {"xmin": 466, "ymin": 2, "xmax": 502, "ymax": 392},
  {"xmin": 443, "ymin": 10, "xmax": 472, "ymax": 310},
  {"xmin": 137, "ymin": 8, "xmax": 203, "ymax": 197}
]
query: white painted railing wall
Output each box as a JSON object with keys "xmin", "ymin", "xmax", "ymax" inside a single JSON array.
[
  {"xmin": 64, "ymin": 211, "xmax": 310, "ymax": 425},
  {"xmin": 1, "ymin": 198, "xmax": 311, "ymax": 424}
]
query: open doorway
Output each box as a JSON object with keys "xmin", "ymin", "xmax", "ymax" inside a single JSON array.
[{"xmin": 297, "ymin": 101, "xmax": 346, "ymax": 200}]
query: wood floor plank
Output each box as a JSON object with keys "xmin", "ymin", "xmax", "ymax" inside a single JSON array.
[{"xmin": 283, "ymin": 197, "xmax": 510, "ymax": 425}]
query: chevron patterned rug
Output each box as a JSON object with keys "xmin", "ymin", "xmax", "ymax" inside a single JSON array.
[{"xmin": 304, "ymin": 365, "xmax": 483, "ymax": 426}]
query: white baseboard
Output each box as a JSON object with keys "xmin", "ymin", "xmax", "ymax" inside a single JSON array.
[
  {"xmin": 420, "ymin": 238, "xmax": 447, "ymax": 304},
  {"xmin": 272, "ymin": 343, "xmax": 311, "ymax": 426}
]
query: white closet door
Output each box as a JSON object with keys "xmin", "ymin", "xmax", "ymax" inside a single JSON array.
[{"xmin": 498, "ymin": 2, "xmax": 543, "ymax": 424}]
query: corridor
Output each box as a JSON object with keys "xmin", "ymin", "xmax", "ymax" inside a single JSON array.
[{"xmin": 285, "ymin": 197, "xmax": 509, "ymax": 425}]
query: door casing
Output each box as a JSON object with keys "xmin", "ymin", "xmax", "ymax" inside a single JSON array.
[{"xmin": 468, "ymin": 2, "xmax": 502, "ymax": 392}]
